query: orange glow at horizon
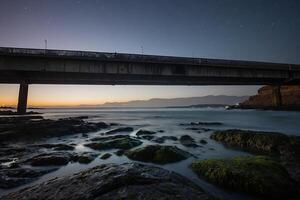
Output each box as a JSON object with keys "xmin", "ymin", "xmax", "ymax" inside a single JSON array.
[{"xmin": 0, "ymin": 84, "xmax": 260, "ymax": 107}]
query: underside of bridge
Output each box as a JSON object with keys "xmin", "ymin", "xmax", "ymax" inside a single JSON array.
[{"xmin": 0, "ymin": 47, "xmax": 299, "ymax": 114}]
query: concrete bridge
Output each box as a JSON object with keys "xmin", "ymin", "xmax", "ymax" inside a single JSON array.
[{"xmin": 0, "ymin": 47, "xmax": 299, "ymax": 114}]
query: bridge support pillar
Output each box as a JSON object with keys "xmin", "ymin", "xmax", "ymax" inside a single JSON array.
[
  {"xmin": 272, "ymin": 85, "xmax": 282, "ymax": 108},
  {"xmin": 17, "ymin": 83, "xmax": 29, "ymax": 114}
]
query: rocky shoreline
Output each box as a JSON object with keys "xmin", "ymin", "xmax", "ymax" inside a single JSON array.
[
  {"xmin": 1, "ymin": 163, "xmax": 210, "ymax": 200},
  {"xmin": 0, "ymin": 115, "xmax": 299, "ymax": 199},
  {"xmin": 191, "ymin": 129, "xmax": 300, "ymax": 199}
]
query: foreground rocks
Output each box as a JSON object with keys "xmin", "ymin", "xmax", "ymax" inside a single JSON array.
[
  {"xmin": 27, "ymin": 152, "xmax": 74, "ymax": 166},
  {"xmin": 85, "ymin": 135, "xmax": 142, "ymax": 150},
  {"xmin": 2, "ymin": 163, "xmax": 209, "ymax": 200},
  {"xmin": 210, "ymin": 129, "xmax": 300, "ymax": 194},
  {"xmin": 0, "ymin": 167, "xmax": 58, "ymax": 189},
  {"xmin": 125, "ymin": 145, "xmax": 191, "ymax": 164},
  {"xmin": 0, "ymin": 116, "xmax": 109, "ymax": 141},
  {"xmin": 191, "ymin": 156, "xmax": 297, "ymax": 199}
]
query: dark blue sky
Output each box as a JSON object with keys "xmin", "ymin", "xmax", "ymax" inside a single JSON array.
[
  {"xmin": 0, "ymin": 0, "xmax": 299, "ymax": 106},
  {"xmin": 1, "ymin": 0, "xmax": 299, "ymax": 63}
]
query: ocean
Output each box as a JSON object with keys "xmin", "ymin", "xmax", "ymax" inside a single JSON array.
[{"xmin": 1, "ymin": 107, "xmax": 300, "ymax": 199}]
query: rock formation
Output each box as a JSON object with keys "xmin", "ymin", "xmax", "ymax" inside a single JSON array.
[{"xmin": 240, "ymin": 85, "xmax": 300, "ymax": 110}]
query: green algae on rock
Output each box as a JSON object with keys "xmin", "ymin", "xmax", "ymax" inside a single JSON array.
[
  {"xmin": 125, "ymin": 145, "xmax": 191, "ymax": 164},
  {"xmin": 100, "ymin": 153, "xmax": 112, "ymax": 159},
  {"xmin": 85, "ymin": 135, "xmax": 142, "ymax": 150},
  {"xmin": 211, "ymin": 129, "xmax": 300, "ymax": 157},
  {"xmin": 191, "ymin": 156, "xmax": 297, "ymax": 198}
]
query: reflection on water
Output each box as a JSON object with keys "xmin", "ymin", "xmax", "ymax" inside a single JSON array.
[{"xmin": 1, "ymin": 107, "xmax": 299, "ymax": 199}]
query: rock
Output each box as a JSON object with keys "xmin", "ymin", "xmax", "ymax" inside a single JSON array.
[
  {"xmin": 100, "ymin": 153, "xmax": 112, "ymax": 160},
  {"xmin": 0, "ymin": 167, "xmax": 58, "ymax": 189},
  {"xmin": 199, "ymin": 139, "xmax": 208, "ymax": 145},
  {"xmin": 186, "ymin": 127, "xmax": 199, "ymax": 130},
  {"xmin": 197, "ymin": 122, "xmax": 223, "ymax": 126},
  {"xmin": 105, "ymin": 127, "xmax": 134, "ymax": 135},
  {"xmin": 136, "ymin": 129, "xmax": 156, "ymax": 136},
  {"xmin": 0, "ymin": 110, "xmax": 41, "ymax": 116},
  {"xmin": 180, "ymin": 135, "xmax": 198, "ymax": 147},
  {"xmin": 191, "ymin": 156, "xmax": 297, "ymax": 198},
  {"xmin": 157, "ymin": 130, "xmax": 165, "ymax": 133},
  {"xmin": 210, "ymin": 129, "xmax": 300, "ymax": 160},
  {"xmin": 211, "ymin": 130, "xmax": 300, "ymax": 185},
  {"xmin": 114, "ymin": 149, "xmax": 125, "ymax": 156},
  {"xmin": 90, "ymin": 134, "xmax": 126, "ymax": 141},
  {"xmin": 27, "ymin": 152, "xmax": 72, "ymax": 166},
  {"xmin": 161, "ymin": 136, "xmax": 178, "ymax": 141},
  {"xmin": 0, "ymin": 145, "xmax": 27, "ymax": 157},
  {"xmin": 85, "ymin": 135, "xmax": 142, "ymax": 150},
  {"xmin": 81, "ymin": 133, "xmax": 88, "ymax": 138},
  {"xmin": 95, "ymin": 122, "xmax": 109, "ymax": 128},
  {"xmin": 34, "ymin": 143, "xmax": 75, "ymax": 151},
  {"xmin": 72, "ymin": 152, "xmax": 98, "ymax": 164},
  {"xmin": 109, "ymin": 123, "xmax": 119, "ymax": 126},
  {"xmin": 125, "ymin": 145, "xmax": 191, "ymax": 164},
  {"xmin": 151, "ymin": 137, "xmax": 165, "ymax": 144},
  {"xmin": 1, "ymin": 163, "xmax": 209, "ymax": 200},
  {"xmin": 0, "ymin": 117, "xmax": 109, "ymax": 142},
  {"xmin": 239, "ymin": 85, "xmax": 300, "ymax": 110}
]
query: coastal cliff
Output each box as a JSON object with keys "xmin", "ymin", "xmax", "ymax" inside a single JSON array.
[{"xmin": 239, "ymin": 85, "xmax": 300, "ymax": 110}]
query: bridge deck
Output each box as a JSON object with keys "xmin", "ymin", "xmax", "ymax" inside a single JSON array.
[{"xmin": 0, "ymin": 47, "xmax": 299, "ymax": 86}]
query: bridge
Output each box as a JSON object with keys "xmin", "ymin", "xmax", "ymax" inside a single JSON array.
[{"xmin": 0, "ymin": 47, "xmax": 299, "ymax": 114}]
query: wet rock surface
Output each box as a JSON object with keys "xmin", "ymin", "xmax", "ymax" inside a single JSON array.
[
  {"xmin": 33, "ymin": 143, "xmax": 75, "ymax": 151},
  {"xmin": 26, "ymin": 152, "xmax": 73, "ymax": 166},
  {"xmin": 85, "ymin": 135, "xmax": 142, "ymax": 150},
  {"xmin": 0, "ymin": 110, "xmax": 41, "ymax": 116},
  {"xmin": 211, "ymin": 129, "xmax": 300, "ymax": 158},
  {"xmin": 211, "ymin": 129, "xmax": 300, "ymax": 191},
  {"xmin": 0, "ymin": 116, "xmax": 109, "ymax": 141},
  {"xmin": 192, "ymin": 156, "xmax": 298, "ymax": 199},
  {"xmin": 100, "ymin": 153, "xmax": 112, "ymax": 159},
  {"xmin": 180, "ymin": 135, "xmax": 199, "ymax": 147},
  {"xmin": 72, "ymin": 152, "xmax": 99, "ymax": 164},
  {"xmin": 0, "ymin": 167, "xmax": 58, "ymax": 189},
  {"xmin": 1, "ymin": 163, "xmax": 210, "ymax": 200},
  {"xmin": 125, "ymin": 145, "xmax": 191, "ymax": 164},
  {"xmin": 136, "ymin": 129, "xmax": 156, "ymax": 136}
]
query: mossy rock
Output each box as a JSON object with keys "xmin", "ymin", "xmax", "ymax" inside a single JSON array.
[
  {"xmin": 136, "ymin": 130, "xmax": 156, "ymax": 136},
  {"xmin": 211, "ymin": 129, "xmax": 289, "ymax": 154},
  {"xmin": 191, "ymin": 156, "xmax": 297, "ymax": 198},
  {"xmin": 73, "ymin": 152, "xmax": 98, "ymax": 164},
  {"xmin": 100, "ymin": 153, "xmax": 111, "ymax": 160},
  {"xmin": 85, "ymin": 135, "xmax": 142, "ymax": 150},
  {"xmin": 125, "ymin": 145, "xmax": 191, "ymax": 164}
]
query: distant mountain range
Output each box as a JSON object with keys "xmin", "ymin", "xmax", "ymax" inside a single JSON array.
[{"xmin": 96, "ymin": 95, "xmax": 249, "ymax": 108}]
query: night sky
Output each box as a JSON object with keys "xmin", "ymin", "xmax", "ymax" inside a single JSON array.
[{"xmin": 0, "ymin": 0, "xmax": 299, "ymax": 106}]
